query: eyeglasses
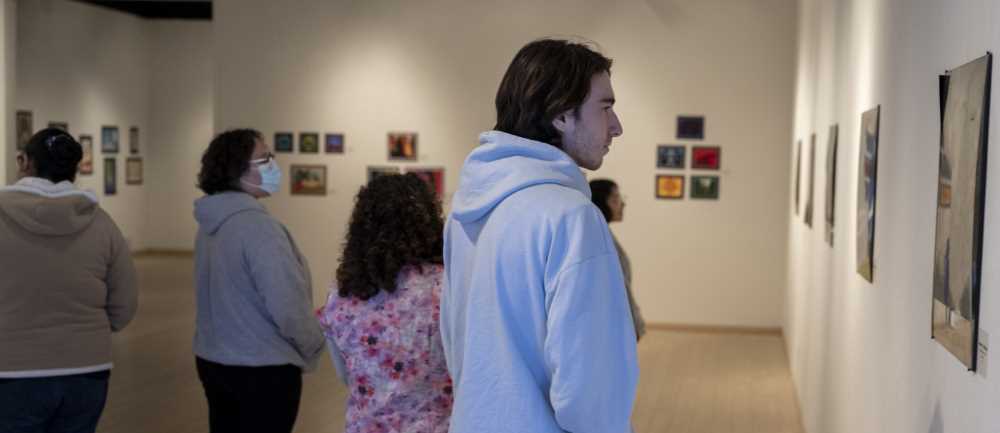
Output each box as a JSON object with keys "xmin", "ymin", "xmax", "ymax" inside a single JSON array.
[{"xmin": 249, "ymin": 153, "xmax": 275, "ymax": 166}]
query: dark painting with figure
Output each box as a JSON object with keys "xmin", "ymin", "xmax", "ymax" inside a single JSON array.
[
  {"xmin": 856, "ymin": 106, "xmax": 880, "ymax": 282},
  {"xmin": 933, "ymin": 53, "xmax": 991, "ymax": 370},
  {"xmin": 805, "ymin": 134, "xmax": 816, "ymax": 227},
  {"xmin": 825, "ymin": 125, "xmax": 838, "ymax": 245}
]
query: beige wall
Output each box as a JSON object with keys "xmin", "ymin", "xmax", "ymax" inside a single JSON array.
[
  {"xmin": 1, "ymin": 0, "xmax": 13, "ymax": 185},
  {"xmin": 15, "ymin": 0, "xmax": 151, "ymax": 250},
  {"xmin": 214, "ymin": 0, "xmax": 798, "ymax": 323},
  {"xmin": 146, "ymin": 20, "xmax": 213, "ymax": 251},
  {"xmin": 786, "ymin": 0, "xmax": 1000, "ymax": 432}
]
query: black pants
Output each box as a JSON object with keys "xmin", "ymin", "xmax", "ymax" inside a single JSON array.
[
  {"xmin": 195, "ymin": 357, "xmax": 302, "ymax": 433},
  {"xmin": 0, "ymin": 370, "xmax": 110, "ymax": 433}
]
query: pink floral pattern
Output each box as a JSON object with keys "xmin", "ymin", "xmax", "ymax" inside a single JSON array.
[{"xmin": 317, "ymin": 264, "xmax": 453, "ymax": 433}]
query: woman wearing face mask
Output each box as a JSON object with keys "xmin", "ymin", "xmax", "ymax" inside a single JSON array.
[
  {"xmin": 589, "ymin": 179, "xmax": 646, "ymax": 341},
  {"xmin": 193, "ymin": 129, "xmax": 325, "ymax": 433}
]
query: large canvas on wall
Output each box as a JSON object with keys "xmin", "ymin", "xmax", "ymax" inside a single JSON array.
[
  {"xmin": 856, "ymin": 106, "xmax": 880, "ymax": 283},
  {"xmin": 932, "ymin": 53, "xmax": 992, "ymax": 370},
  {"xmin": 825, "ymin": 125, "xmax": 839, "ymax": 246},
  {"xmin": 805, "ymin": 134, "xmax": 816, "ymax": 227}
]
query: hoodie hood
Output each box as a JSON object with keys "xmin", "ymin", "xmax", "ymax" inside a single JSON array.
[
  {"xmin": 194, "ymin": 191, "xmax": 267, "ymax": 235},
  {"xmin": 0, "ymin": 177, "xmax": 99, "ymax": 236},
  {"xmin": 450, "ymin": 131, "xmax": 589, "ymax": 223}
]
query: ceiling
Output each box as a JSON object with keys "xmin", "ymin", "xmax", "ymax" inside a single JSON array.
[{"xmin": 73, "ymin": 1, "xmax": 212, "ymax": 20}]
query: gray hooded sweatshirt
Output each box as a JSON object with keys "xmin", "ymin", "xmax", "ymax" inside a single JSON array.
[{"xmin": 193, "ymin": 192, "xmax": 324, "ymax": 370}]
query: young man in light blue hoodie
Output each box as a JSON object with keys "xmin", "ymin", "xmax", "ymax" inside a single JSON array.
[{"xmin": 442, "ymin": 39, "xmax": 638, "ymax": 433}]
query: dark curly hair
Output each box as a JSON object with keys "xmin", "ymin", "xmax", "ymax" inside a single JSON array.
[
  {"xmin": 198, "ymin": 129, "xmax": 261, "ymax": 195},
  {"xmin": 23, "ymin": 128, "xmax": 82, "ymax": 183},
  {"xmin": 336, "ymin": 174, "xmax": 443, "ymax": 300}
]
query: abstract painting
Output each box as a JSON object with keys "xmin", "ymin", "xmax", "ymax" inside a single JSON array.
[
  {"xmin": 129, "ymin": 127, "xmax": 139, "ymax": 154},
  {"xmin": 677, "ymin": 115, "xmax": 705, "ymax": 140},
  {"xmin": 690, "ymin": 176, "xmax": 720, "ymax": 199},
  {"xmin": 656, "ymin": 145, "xmax": 685, "ymax": 169},
  {"xmin": 825, "ymin": 125, "xmax": 839, "ymax": 245},
  {"xmin": 325, "ymin": 133, "xmax": 344, "ymax": 154},
  {"xmin": 388, "ymin": 132, "xmax": 418, "ymax": 160},
  {"xmin": 299, "ymin": 132, "xmax": 319, "ymax": 153},
  {"xmin": 856, "ymin": 106, "xmax": 880, "ymax": 282},
  {"xmin": 691, "ymin": 146, "xmax": 721, "ymax": 170},
  {"xmin": 655, "ymin": 175, "xmax": 684, "ymax": 199},
  {"xmin": 102, "ymin": 126, "xmax": 119, "ymax": 154},
  {"xmin": 79, "ymin": 135, "xmax": 94, "ymax": 175},
  {"xmin": 932, "ymin": 53, "xmax": 992, "ymax": 370},
  {"xmin": 104, "ymin": 158, "xmax": 117, "ymax": 195},
  {"xmin": 275, "ymin": 132, "xmax": 293, "ymax": 153}
]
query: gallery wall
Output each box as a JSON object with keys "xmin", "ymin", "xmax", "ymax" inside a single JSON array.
[
  {"xmin": 1, "ymin": 0, "xmax": 13, "ymax": 184},
  {"xmin": 15, "ymin": 0, "xmax": 152, "ymax": 250},
  {"xmin": 786, "ymin": 0, "xmax": 1000, "ymax": 432},
  {"xmin": 213, "ymin": 0, "xmax": 798, "ymax": 325}
]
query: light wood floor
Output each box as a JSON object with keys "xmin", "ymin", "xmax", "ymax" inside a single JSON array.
[{"xmin": 96, "ymin": 256, "xmax": 804, "ymax": 433}]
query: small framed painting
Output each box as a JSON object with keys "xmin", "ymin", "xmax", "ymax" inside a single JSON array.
[
  {"xmin": 691, "ymin": 175, "xmax": 720, "ymax": 199},
  {"xmin": 290, "ymin": 164, "xmax": 326, "ymax": 195},
  {"xmin": 367, "ymin": 166, "xmax": 400, "ymax": 183},
  {"xmin": 325, "ymin": 133, "xmax": 345, "ymax": 154},
  {"xmin": 49, "ymin": 122, "xmax": 68, "ymax": 132},
  {"xmin": 656, "ymin": 145, "xmax": 685, "ymax": 169},
  {"xmin": 691, "ymin": 146, "xmax": 721, "ymax": 170},
  {"xmin": 677, "ymin": 115, "xmax": 705, "ymax": 140},
  {"xmin": 275, "ymin": 132, "xmax": 293, "ymax": 153},
  {"xmin": 299, "ymin": 132, "xmax": 319, "ymax": 153},
  {"xmin": 16, "ymin": 111, "xmax": 33, "ymax": 152},
  {"xmin": 405, "ymin": 167, "xmax": 445, "ymax": 200},
  {"xmin": 655, "ymin": 175, "xmax": 684, "ymax": 199},
  {"xmin": 388, "ymin": 132, "xmax": 418, "ymax": 160},
  {"xmin": 126, "ymin": 157, "xmax": 143, "ymax": 185},
  {"xmin": 129, "ymin": 127, "xmax": 139, "ymax": 154},
  {"xmin": 79, "ymin": 135, "xmax": 94, "ymax": 175},
  {"xmin": 102, "ymin": 126, "xmax": 119, "ymax": 154},
  {"xmin": 104, "ymin": 158, "xmax": 117, "ymax": 195}
]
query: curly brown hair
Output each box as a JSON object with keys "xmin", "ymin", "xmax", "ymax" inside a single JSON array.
[{"xmin": 336, "ymin": 173, "xmax": 444, "ymax": 300}]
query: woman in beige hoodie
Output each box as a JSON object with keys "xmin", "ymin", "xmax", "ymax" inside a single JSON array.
[{"xmin": 0, "ymin": 128, "xmax": 138, "ymax": 433}]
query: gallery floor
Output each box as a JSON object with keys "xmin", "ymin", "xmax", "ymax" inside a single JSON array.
[{"xmin": 94, "ymin": 255, "xmax": 804, "ymax": 433}]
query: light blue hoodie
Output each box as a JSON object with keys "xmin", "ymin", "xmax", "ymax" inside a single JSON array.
[{"xmin": 442, "ymin": 131, "xmax": 638, "ymax": 433}]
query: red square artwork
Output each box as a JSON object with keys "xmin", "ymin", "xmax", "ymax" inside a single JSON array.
[{"xmin": 691, "ymin": 146, "xmax": 721, "ymax": 170}]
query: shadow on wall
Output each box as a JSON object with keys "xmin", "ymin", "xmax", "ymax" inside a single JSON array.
[{"xmin": 927, "ymin": 400, "xmax": 943, "ymax": 433}]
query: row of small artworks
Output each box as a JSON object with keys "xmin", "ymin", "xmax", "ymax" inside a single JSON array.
[
  {"xmin": 14, "ymin": 112, "xmax": 142, "ymax": 155},
  {"xmin": 656, "ymin": 175, "xmax": 719, "ymax": 200},
  {"xmin": 274, "ymin": 132, "xmax": 418, "ymax": 161}
]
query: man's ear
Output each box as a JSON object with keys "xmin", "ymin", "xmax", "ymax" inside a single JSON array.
[{"xmin": 552, "ymin": 110, "xmax": 574, "ymax": 134}]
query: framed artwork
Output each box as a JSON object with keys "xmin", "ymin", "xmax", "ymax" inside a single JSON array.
[
  {"xmin": 932, "ymin": 53, "xmax": 992, "ymax": 370},
  {"xmin": 825, "ymin": 125, "xmax": 839, "ymax": 245},
  {"xmin": 274, "ymin": 132, "xmax": 293, "ymax": 153},
  {"xmin": 367, "ymin": 166, "xmax": 400, "ymax": 183},
  {"xmin": 691, "ymin": 146, "xmax": 721, "ymax": 170},
  {"xmin": 79, "ymin": 135, "xmax": 94, "ymax": 175},
  {"xmin": 677, "ymin": 115, "xmax": 705, "ymax": 140},
  {"xmin": 794, "ymin": 140, "xmax": 802, "ymax": 215},
  {"xmin": 126, "ymin": 157, "xmax": 143, "ymax": 185},
  {"xmin": 388, "ymin": 132, "xmax": 418, "ymax": 160},
  {"xmin": 655, "ymin": 175, "xmax": 684, "ymax": 199},
  {"xmin": 405, "ymin": 167, "xmax": 445, "ymax": 200},
  {"xmin": 129, "ymin": 127, "xmax": 139, "ymax": 154},
  {"xmin": 656, "ymin": 145, "xmax": 685, "ymax": 169},
  {"xmin": 691, "ymin": 176, "xmax": 720, "ymax": 199},
  {"xmin": 290, "ymin": 164, "xmax": 326, "ymax": 195},
  {"xmin": 856, "ymin": 106, "xmax": 881, "ymax": 283},
  {"xmin": 104, "ymin": 158, "xmax": 117, "ymax": 195},
  {"xmin": 102, "ymin": 126, "xmax": 119, "ymax": 154},
  {"xmin": 16, "ymin": 111, "xmax": 32, "ymax": 152},
  {"xmin": 299, "ymin": 132, "xmax": 319, "ymax": 153},
  {"xmin": 805, "ymin": 134, "xmax": 816, "ymax": 227},
  {"xmin": 48, "ymin": 122, "xmax": 68, "ymax": 132},
  {"xmin": 325, "ymin": 133, "xmax": 345, "ymax": 154}
]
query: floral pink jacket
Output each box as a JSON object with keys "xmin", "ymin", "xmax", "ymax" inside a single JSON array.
[{"xmin": 317, "ymin": 264, "xmax": 453, "ymax": 433}]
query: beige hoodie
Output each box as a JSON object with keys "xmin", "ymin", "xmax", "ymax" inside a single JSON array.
[{"xmin": 0, "ymin": 178, "xmax": 138, "ymax": 377}]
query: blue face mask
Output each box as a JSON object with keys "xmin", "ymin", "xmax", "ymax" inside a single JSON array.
[{"xmin": 242, "ymin": 159, "xmax": 281, "ymax": 195}]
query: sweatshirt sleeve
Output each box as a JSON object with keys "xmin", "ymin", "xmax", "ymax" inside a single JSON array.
[
  {"xmin": 105, "ymin": 218, "xmax": 138, "ymax": 332},
  {"xmin": 245, "ymin": 219, "xmax": 326, "ymax": 370},
  {"xmin": 543, "ymin": 228, "xmax": 638, "ymax": 432}
]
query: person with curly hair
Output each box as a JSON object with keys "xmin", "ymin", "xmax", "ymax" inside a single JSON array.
[
  {"xmin": 193, "ymin": 129, "xmax": 324, "ymax": 433},
  {"xmin": 0, "ymin": 128, "xmax": 138, "ymax": 433},
  {"xmin": 317, "ymin": 174, "xmax": 453, "ymax": 433}
]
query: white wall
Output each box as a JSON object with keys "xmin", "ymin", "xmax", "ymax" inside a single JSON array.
[
  {"xmin": 15, "ymin": 0, "xmax": 151, "ymax": 250},
  {"xmin": 786, "ymin": 1, "xmax": 1000, "ymax": 432},
  {"xmin": 214, "ymin": 0, "xmax": 797, "ymax": 324},
  {"xmin": 146, "ymin": 20, "xmax": 213, "ymax": 251}
]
